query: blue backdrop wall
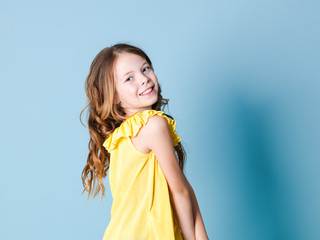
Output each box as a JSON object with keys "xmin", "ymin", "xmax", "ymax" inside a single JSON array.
[{"xmin": 1, "ymin": 0, "xmax": 319, "ymax": 239}]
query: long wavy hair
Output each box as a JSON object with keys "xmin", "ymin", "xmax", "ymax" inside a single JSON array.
[{"xmin": 80, "ymin": 43, "xmax": 186, "ymax": 200}]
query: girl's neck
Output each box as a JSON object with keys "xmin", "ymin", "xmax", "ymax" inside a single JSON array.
[{"xmin": 124, "ymin": 108, "xmax": 153, "ymax": 118}]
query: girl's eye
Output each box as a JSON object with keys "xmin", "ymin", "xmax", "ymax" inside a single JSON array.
[
  {"xmin": 126, "ymin": 77, "xmax": 132, "ymax": 82},
  {"xmin": 143, "ymin": 66, "xmax": 150, "ymax": 72}
]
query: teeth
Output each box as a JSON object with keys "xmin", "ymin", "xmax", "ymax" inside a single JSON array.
[{"xmin": 140, "ymin": 87, "xmax": 153, "ymax": 95}]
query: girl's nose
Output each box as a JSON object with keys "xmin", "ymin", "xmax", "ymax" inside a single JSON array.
[{"xmin": 140, "ymin": 74, "xmax": 150, "ymax": 85}]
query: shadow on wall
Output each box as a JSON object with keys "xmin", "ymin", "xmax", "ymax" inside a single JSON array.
[{"xmin": 213, "ymin": 80, "xmax": 299, "ymax": 240}]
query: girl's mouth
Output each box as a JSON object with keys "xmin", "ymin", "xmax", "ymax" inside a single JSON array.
[{"xmin": 139, "ymin": 87, "xmax": 154, "ymax": 96}]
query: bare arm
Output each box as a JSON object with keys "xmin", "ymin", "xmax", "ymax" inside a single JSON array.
[
  {"xmin": 143, "ymin": 116, "xmax": 195, "ymax": 240},
  {"xmin": 183, "ymin": 174, "xmax": 209, "ymax": 240}
]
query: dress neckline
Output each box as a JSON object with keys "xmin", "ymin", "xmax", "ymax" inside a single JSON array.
[{"xmin": 122, "ymin": 109, "xmax": 159, "ymax": 124}]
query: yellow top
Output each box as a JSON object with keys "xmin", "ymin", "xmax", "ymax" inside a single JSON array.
[{"xmin": 102, "ymin": 109, "xmax": 184, "ymax": 240}]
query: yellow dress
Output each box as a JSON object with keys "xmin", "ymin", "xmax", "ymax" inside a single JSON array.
[{"xmin": 102, "ymin": 109, "xmax": 184, "ymax": 240}]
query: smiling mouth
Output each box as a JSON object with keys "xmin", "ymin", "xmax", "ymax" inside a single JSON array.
[{"xmin": 139, "ymin": 86, "xmax": 154, "ymax": 96}]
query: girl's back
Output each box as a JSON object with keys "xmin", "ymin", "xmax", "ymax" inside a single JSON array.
[{"xmin": 102, "ymin": 109, "xmax": 183, "ymax": 239}]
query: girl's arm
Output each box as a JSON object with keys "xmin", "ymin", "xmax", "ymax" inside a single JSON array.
[
  {"xmin": 183, "ymin": 174, "xmax": 209, "ymax": 240},
  {"xmin": 141, "ymin": 116, "xmax": 195, "ymax": 240}
]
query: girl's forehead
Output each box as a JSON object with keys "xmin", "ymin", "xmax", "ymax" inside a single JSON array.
[
  {"xmin": 114, "ymin": 53, "xmax": 147, "ymax": 79},
  {"xmin": 115, "ymin": 53, "xmax": 146, "ymax": 66}
]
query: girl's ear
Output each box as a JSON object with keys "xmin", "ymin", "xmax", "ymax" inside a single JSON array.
[{"xmin": 114, "ymin": 95, "xmax": 120, "ymax": 105}]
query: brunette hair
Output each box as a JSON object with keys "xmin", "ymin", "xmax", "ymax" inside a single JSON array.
[{"xmin": 80, "ymin": 43, "xmax": 186, "ymax": 200}]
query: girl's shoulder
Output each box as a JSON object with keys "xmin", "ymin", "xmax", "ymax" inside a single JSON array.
[{"xmin": 103, "ymin": 109, "xmax": 181, "ymax": 152}]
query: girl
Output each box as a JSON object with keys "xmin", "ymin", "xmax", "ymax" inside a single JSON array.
[{"xmin": 81, "ymin": 43, "xmax": 208, "ymax": 240}]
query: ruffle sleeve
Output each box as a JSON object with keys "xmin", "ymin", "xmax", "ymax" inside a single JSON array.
[{"xmin": 103, "ymin": 110, "xmax": 182, "ymax": 152}]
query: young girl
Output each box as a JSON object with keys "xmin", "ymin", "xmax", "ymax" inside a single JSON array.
[{"xmin": 81, "ymin": 43, "xmax": 208, "ymax": 240}]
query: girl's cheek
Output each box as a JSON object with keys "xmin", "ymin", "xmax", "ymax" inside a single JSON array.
[
  {"xmin": 128, "ymin": 87, "xmax": 137, "ymax": 94},
  {"xmin": 152, "ymin": 73, "xmax": 158, "ymax": 83}
]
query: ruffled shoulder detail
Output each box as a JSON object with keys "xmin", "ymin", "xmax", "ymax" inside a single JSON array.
[{"xmin": 103, "ymin": 110, "xmax": 182, "ymax": 152}]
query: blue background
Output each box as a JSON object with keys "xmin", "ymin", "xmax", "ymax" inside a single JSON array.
[{"xmin": 1, "ymin": 0, "xmax": 319, "ymax": 239}]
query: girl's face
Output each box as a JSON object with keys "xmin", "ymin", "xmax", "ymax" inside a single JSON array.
[{"xmin": 113, "ymin": 53, "xmax": 159, "ymax": 117}]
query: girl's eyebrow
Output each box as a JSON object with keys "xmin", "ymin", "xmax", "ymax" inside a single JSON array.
[
  {"xmin": 123, "ymin": 71, "xmax": 133, "ymax": 78},
  {"xmin": 122, "ymin": 61, "xmax": 148, "ymax": 78}
]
